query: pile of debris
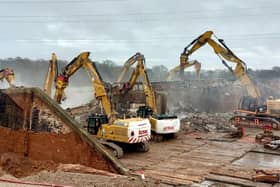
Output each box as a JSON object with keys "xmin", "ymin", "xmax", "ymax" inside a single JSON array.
[
  {"xmin": 66, "ymin": 99, "xmax": 101, "ymax": 128},
  {"xmin": 180, "ymin": 112, "xmax": 235, "ymax": 133},
  {"xmin": 0, "ymin": 153, "xmax": 58, "ymax": 178}
]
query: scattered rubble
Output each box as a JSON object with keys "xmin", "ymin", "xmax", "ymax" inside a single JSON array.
[
  {"xmin": 179, "ymin": 112, "xmax": 235, "ymax": 133},
  {"xmin": 22, "ymin": 170, "xmax": 171, "ymax": 187},
  {"xmin": 253, "ymin": 168, "xmax": 280, "ymax": 183}
]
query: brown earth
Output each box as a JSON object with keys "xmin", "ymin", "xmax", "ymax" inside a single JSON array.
[
  {"xmin": 0, "ymin": 153, "xmax": 58, "ymax": 178},
  {"xmin": 0, "ymin": 127, "xmax": 114, "ymax": 177},
  {"xmin": 0, "ymin": 88, "xmax": 128, "ymax": 178}
]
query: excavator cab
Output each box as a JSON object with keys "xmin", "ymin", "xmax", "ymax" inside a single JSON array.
[
  {"xmin": 239, "ymin": 96, "xmax": 267, "ymax": 113},
  {"xmin": 239, "ymin": 96, "xmax": 259, "ymax": 112},
  {"xmin": 137, "ymin": 105, "xmax": 180, "ymax": 141},
  {"xmin": 87, "ymin": 113, "xmax": 108, "ymax": 135},
  {"xmin": 137, "ymin": 106, "xmax": 154, "ymax": 118}
]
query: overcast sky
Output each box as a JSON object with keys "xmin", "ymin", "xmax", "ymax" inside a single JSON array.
[{"xmin": 0, "ymin": 0, "xmax": 280, "ymax": 70}]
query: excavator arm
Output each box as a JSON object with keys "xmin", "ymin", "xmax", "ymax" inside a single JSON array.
[
  {"xmin": 54, "ymin": 52, "xmax": 114, "ymax": 119},
  {"xmin": 0, "ymin": 68, "xmax": 15, "ymax": 87},
  {"xmin": 115, "ymin": 53, "xmax": 158, "ymax": 113},
  {"xmin": 43, "ymin": 53, "xmax": 58, "ymax": 96},
  {"xmin": 167, "ymin": 59, "xmax": 201, "ymax": 81},
  {"xmin": 128, "ymin": 59, "xmax": 157, "ymax": 113},
  {"xmin": 181, "ymin": 30, "xmax": 261, "ymax": 101},
  {"xmin": 116, "ymin": 52, "xmax": 143, "ymax": 83}
]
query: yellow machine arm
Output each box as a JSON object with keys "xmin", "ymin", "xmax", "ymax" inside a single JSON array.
[
  {"xmin": 116, "ymin": 52, "xmax": 143, "ymax": 83},
  {"xmin": 0, "ymin": 68, "xmax": 15, "ymax": 87},
  {"xmin": 54, "ymin": 52, "xmax": 115, "ymax": 119},
  {"xmin": 116, "ymin": 53, "xmax": 158, "ymax": 113},
  {"xmin": 43, "ymin": 53, "xmax": 58, "ymax": 96},
  {"xmin": 167, "ymin": 59, "xmax": 201, "ymax": 81},
  {"xmin": 181, "ymin": 30, "xmax": 261, "ymax": 100}
]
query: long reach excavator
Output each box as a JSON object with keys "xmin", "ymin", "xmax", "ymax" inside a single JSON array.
[
  {"xmin": 182, "ymin": 30, "xmax": 280, "ymax": 129},
  {"xmin": 114, "ymin": 52, "xmax": 180, "ymax": 141},
  {"xmin": 0, "ymin": 68, "xmax": 15, "ymax": 87},
  {"xmin": 53, "ymin": 52, "xmax": 151, "ymax": 158}
]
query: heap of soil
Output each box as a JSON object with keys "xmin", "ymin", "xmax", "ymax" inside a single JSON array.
[{"xmin": 0, "ymin": 153, "xmax": 58, "ymax": 178}]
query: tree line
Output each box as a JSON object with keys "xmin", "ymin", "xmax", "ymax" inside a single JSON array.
[{"xmin": 0, "ymin": 57, "xmax": 279, "ymax": 87}]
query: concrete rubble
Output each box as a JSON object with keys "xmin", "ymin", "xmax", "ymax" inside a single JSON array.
[{"xmin": 180, "ymin": 112, "xmax": 235, "ymax": 132}]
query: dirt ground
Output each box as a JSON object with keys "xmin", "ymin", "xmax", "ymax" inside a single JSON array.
[
  {"xmin": 1, "ymin": 128, "xmax": 280, "ymax": 186},
  {"xmin": 0, "ymin": 127, "xmax": 114, "ymax": 173},
  {"xmin": 0, "ymin": 170, "xmax": 171, "ymax": 187},
  {"xmin": 120, "ymin": 128, "xmax": 280, "ymax": 186},
  {"xmin": 0, "ymin": 153, "xmax": 58, "ymax": 178}
]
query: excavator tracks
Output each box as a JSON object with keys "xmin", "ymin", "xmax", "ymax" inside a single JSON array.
[
  {"xmin": 99, "ymin": 140, "xmax": 149, "ymax": 158},
  {"xmin": 151, "ymin": 133, "xmax": 178, "ymax": 142},
  {"xmin": 99, "ymin": 140, "xmax": 124, "ymax": 159},
  {"xmin": 151, "ymin": 134, "xmax": 163, "ymax": 142},
  {"xmin": 230, "ymin": 115, "xmax": 280, "ymax": 130},
  {"xmin": 136, "ymin": 141, "xmax": 150, "ymax": 152}
]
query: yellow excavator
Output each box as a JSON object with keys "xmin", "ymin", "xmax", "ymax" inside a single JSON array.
[
  {"xmin": 54, "ymin": 52, "xmax": 151, "ymax": 158},
  {"xmin": 182, "ymin": 30, "xmax": 280, "ymax": 129},
  {"xmin": 166, "ymin": 59, "xmax": 201, "ymax": 81},
  {"xmin": 114, "ymin": 53, "xmax": 157, "ymax": 111},
  {"xmin": 114, "ymin": 52, "xmax": 180, "ymax": 141},
  {"xmin": 0, "ymin": 68, "xmax": 15, "ymax": 87},
  {"xmin": 43, "ymin": 53, "xmax": 58, "ymax": 96}
]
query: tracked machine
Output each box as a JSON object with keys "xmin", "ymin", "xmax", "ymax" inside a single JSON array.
[
  {"xmin": 113, "ymin": 52, "xmax": 180, "ymax": 141},
  {"xmin": 53, "ymin": 52, "xmax": 151, "ymax": 158},
  {"xmin": 181, "ymin": 30, "xmax": 280, "ymax": 129}
]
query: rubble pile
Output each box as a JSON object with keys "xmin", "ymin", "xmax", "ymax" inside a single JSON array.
[
  {"xmin": 66, "ymin": 100, "xmax": 101, "ymax": 128},
  {"xmin": 180, "ymin": 112, "xmax": 235, "ymax": 132},
  {"xmin": 0, "ymin": 153, "xmax": 58, "ymax": 178}
]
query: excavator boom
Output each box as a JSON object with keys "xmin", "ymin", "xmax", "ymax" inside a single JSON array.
[
  {"xmin": 115, "ymin": 53, "xmax": 157, "ymax": 113},
  {"xmin": 54, "ymin": 52, "xmax": 114, "ymax": 119},
  {"xmin": 167, "ymin": 59, "xmax": 201, "ymax": 81},
  {"xmin": 43, "ymin": 53, "xmax": 58, "ymax": 96},
  {"xmin": 116, "ymin": 52, "xmax": 144, "ymax": 83},
  {"xmin": 182, "ymin": 30, "xmax": 261, "ymax": 100}
]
